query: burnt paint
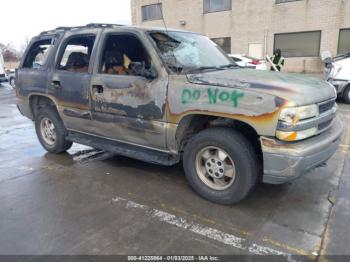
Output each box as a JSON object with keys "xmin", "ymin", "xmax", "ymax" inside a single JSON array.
[
  {"xmin": 92, "ymin": 100, "xmax": 164, "ymax": 119},
  {"xmin": 187, "ymin": 69, "xmax": 336, "ymax": 105},
  {"xmin": 188, "ymin": 74, "xmax": 296, "ymax": 94}
]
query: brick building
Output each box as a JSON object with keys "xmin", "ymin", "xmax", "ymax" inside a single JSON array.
[{"xmin": 131, "ymin": 0, "xmax": 350, "ymax": 73}]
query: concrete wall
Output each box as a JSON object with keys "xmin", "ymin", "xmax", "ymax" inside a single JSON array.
[
  {"xmin": 131, "ymin": 0, "xmax": 350, "ymax": 73},
  {"xmin": 4, "ymin": 61, "xmax": 20, "ymax": 70}
]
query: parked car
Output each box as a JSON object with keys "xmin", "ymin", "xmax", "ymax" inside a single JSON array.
[
  {"xmin": 323, "ymin": 52, "xmax": 350, "ymax": 104},
  {"xmin": 17, "ymin": 24, "xmax": 342, "ymax": 204},
  {"xmin": 0, "ymin": 49, "xmax": 8, "ymax": 84},
  {"xmin": 6, "ymin": 69, "xmax": 16, "ymax": 88},
  {"xmin": 229, "ymin": 54, "xmax": 268, "ymax": 70}
]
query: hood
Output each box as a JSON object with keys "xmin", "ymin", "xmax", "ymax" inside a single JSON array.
[{"xmin": 187, "ymin": 69, "xmax": 336, "ymax": 106}]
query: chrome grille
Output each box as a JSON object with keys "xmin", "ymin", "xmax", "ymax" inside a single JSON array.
[
  {"xmin": 319, "ymin": 100, "xmax": 335, "ymax": 115},
  {"xmin": 316, "ymin": 99, "xmax": 336, "ymax": 133}
]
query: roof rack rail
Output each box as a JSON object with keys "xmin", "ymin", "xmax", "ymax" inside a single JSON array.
[
  {"xmin": 85, "ymin": 23, "xmax": 125, "ymax": 28},
  {"xmin": 39, "ymin": 23, "xmax": 126, "ymax": 35}
]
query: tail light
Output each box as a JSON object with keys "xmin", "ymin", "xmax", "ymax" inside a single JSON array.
[{"xmin": 251, "ymin": 60, "xmax": 261, "ymax": 65}]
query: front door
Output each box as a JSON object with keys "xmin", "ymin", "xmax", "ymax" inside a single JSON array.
[
  {"xmin": 49, "ymin": 31, "xmax": 99, "ymax": 133},
  {"xmin": 90, "ymin": 31, "xmax": 168, "ymax": 150}
]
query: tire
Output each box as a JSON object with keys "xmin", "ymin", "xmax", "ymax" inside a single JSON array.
[
  {"xmin": 35, "ymin": 106, "xmax": 72, "ymax": 154},
  {"xmin": 183, "ymin": 127, "xmax": 260, "ymax": 205},
  {"xmin": 9, "ymin": 77, "xmax": 15, "ymax": 88},
  {"xmin": 343, "ymin": 85, "xmax": 350, "ymax": 104}
]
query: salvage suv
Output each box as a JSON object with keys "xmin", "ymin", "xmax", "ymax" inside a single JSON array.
[{"xmin": 16, "ymin": 24, "xmax": 343, "ymax": 204}]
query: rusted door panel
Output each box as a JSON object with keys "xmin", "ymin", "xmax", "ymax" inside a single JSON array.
[
  {"xmin": 48, "ymin": 29, "xmax": 100, "ymax": 133},
  {"xmin": 90, "ymin": 74, "xmax": 167, "ymax": 150},
  {"xmin": 48, "ymin": 71, "xmax": 92, "ymax": 133}
]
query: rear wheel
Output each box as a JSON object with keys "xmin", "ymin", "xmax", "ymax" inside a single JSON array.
[
  {"xmin": 343, "ymin": 85, "xmax": 350, "ymax": 104},
  {"xmin": 35, "ymin": 106, "xmax": 72, "ymax": 153},
  {"xmin": 183, "ymin": 128, "xmax": 260, "ymax": 204}
]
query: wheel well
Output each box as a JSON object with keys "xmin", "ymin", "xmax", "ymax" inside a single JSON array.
[
  {"xmin": 176, "ymin": 114, "xmax": 262, "ymax": 159},
  {"xmin": 30, "ymin": 95, "xmax": 57, "ymax": 118}
]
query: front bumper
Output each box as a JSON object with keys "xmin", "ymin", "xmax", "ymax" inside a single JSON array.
[{"xmin": 261, "ymin": 116, "xmax": 343, "ymax": 184}]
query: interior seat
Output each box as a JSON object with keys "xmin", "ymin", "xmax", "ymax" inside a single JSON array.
[{"xmin": 65, "ymin": 52, "xmax": 89, "ymax": 72}]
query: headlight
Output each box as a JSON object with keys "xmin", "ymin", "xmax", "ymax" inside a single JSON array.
[
  {"xmin": 277, "ymin": 104, "xmax": 319, "ymax": 141},
  {"xmin": 276, "ymin": 128, "xmax": 318, "ymax": 141},
  {"xmin": 279, "ymin": 104, "xmax": 318, "ymax": 124}
]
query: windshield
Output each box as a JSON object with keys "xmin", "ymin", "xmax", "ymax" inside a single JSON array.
[{"xmin": 149, "ymin": 31, "xmax": 236, "ymax": 74}]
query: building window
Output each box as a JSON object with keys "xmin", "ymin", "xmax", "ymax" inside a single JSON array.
[
  {"xmin": 142, "ymin": 4, "xmax": 162, "ymax": 21},
  {"xmin": 276, "ymin": 0, "xmax": 303, "ymax": 4},
  {"xmin": 211, "ymin": 37, "xmax": 231, "ymax": 53},
  {"xmin": 274, "ymin": 31, "xmax": 321, "ymax": 57},
  {"xmin": 204, "ymin": 0, "xmax": 232, "ymax": 13},
  {"xmin": 338, "ymin": 28, "xmax": 350, "ymax": 55}
]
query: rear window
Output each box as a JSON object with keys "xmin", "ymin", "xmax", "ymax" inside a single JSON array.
[{"xmin": 23, "ymin": 38, "xmax": 54, "ymax": 69}]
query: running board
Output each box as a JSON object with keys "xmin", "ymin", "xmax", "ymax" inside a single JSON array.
[{"xmin": 66, "ymin": 131, "xmax": 180, "ymax": 166}]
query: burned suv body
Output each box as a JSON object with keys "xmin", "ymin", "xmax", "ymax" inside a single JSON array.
[{"xmin": 16, "ymin": 24, "xmax": 342, "ymax": 204}]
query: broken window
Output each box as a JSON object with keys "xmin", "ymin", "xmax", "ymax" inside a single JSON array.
[
  {"xmin": 142, "ymin": 4, "xmax": 163, "ymax": 21},
  {"xmin": 211, "ymin": 37, "xmax": 231, "ymax": 53},
  {"xmin": 150, "ymin": 31, "xmax": 233, "ymax": 73},
  {"xmin": 204, "ymin": 0, "xmax": 232, "ymax": 13},
  {"xmin": 58, "ymin": 35, "xmax": 96, "ymax": 73},
  {"xmin": 338, "ymin": 28, "xmax": 350, "ymax": 55},
  {"xmin": 99, "ymin": 34, "xmax": 152, "ymax": 76},
  {"xmin": 274, "ymin": 31, "xmax": 321, "ymax": 57},
  {"xmin": 23, "ymin": 39, "xmax": 54, "ymax": 69}
]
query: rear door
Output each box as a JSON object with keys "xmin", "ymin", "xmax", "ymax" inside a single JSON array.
[
  {"xmin": 17, "ymin": 36, "xmax": 56, "ymax": 98},
  {"xmin": 89, "ymin": 29, "xmax": 168, "ymax": 150},
  {"xmin": 48, "ymin": 29, "xmax": 100, "ymax": 133}
]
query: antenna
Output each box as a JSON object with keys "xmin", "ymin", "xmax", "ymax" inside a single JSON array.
[
  {"xmin": 157, "ymin": 0, "xmax": 180, "ymax": 73},
  {"xmin": 158, "ymin": 0, "xmax": 169, "ymax": 32}
]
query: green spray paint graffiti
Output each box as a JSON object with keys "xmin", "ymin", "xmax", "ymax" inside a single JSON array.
[{"xmin": 181, "ymin": 88, "xmax": 245, "ymax": 107}]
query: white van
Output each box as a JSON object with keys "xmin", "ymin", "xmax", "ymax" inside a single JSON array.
[
  {"xmin": 0, "ymin": 48, "xmax": 8, "ymax": 84},
  {"xmin": 324, "ymin": 52, "xmax": 350, "ymax": 104}
]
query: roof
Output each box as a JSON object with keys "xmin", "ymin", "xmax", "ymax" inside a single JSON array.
[{"xmin": 38, "ymin": 23, "xmax": 194, "ymax": 36}]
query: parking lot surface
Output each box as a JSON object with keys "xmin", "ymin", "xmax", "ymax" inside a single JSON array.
[{"xmin": 0, "ymin": 83, "xmax": 349, "ymax": 261}]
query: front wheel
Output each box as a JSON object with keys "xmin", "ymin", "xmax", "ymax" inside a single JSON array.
[
  {"xmin": 35, "ymin": 106, "xmax": 72, "ymax": 154},
  {"xmin": 183, "ymin": 128, "xmax": 260, "ymax": 204}
]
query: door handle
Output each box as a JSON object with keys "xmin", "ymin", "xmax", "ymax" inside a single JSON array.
[
  {"xmin": 92, "ymin": 85, "xmax": 104, "ymax": 94},
  {"xmin": 51, "ymin": 80, "xmax": 61, "ymax": 88}
]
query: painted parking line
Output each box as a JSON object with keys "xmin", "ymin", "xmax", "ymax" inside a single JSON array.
[
  {"xmin": 126, "ymin": 192, "xmax": 312, "ymax": 257},
  {"xmin": 111, "ymin": 196, "xmax": 302, "ymax": 261}
]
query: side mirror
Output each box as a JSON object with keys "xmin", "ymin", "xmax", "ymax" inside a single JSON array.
[{"xmin": 130, "ymin": 62, "xmax": 157, "ymax": 80}]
